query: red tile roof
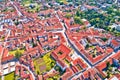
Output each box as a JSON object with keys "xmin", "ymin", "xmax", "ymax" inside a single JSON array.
[
  {"xmin": 96, "ymin": 51, "xmax": 120, "ymax": 78},
  {"xmin": 38, "ymin": 75, "xmax": 43, "ymax": 80},
  {"xmin": 72, "ymin": 58, "xmax": 87, "ymax": 69},
  {"xmin": 51, "ymin": 43, "xmax": 71, "ymax": 60},
  {"xmin": 71, "ymin": 65, "xmax": 79, "ymax": 73},
  {"xmin": 2, "ymin": 48, "xmax": 9, "ymax": 58},
  {"xmin": 57, "ymin": 59, "xmax": 66, "ymax": 68},
  {"xmin": 111, "ymin": 39, "xmax": 120, "ymax": 47},
  {"xmin": 61, "ymin": 68, "xmax": 74, "ymax": 80},
  {"xmin": 2, "ymin": 55, "xmax": 14, "ymax": 62}
]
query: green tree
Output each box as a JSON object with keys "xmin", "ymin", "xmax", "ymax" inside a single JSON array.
[
  {"xmin": 92, "ymin": 54, "xmax": 96, "ymax": 58},
  {"xmin": 37, "ymin": 71, "xmax": 40, "ymax": 75},
  {"xmin": 74, "ymin": 16, "xmax": 83, "ymax": 25},
  {"xmin": 106, "ymin": 71, "xmax": 111, "ymax": 78},
  {"xmin": 107, "ymin": 7, "xmax": 114, "ymax": 14},
  {"xmin": 51, "ymin": 62, "xmax": 55, "ymax": 67},
  {"xmin": 14, "ymin": 20, "xmax": 19, "ymax": 26},
  {"xmin": 65, "ymin": 13, "xmax": 72, "ymax": 19},
  {"xmin": 15, "ymin": 50, "xmax": 22, "ymax": 59},
  {"xmin": 36, "ymin": 7, "xmax": 39, "ymax": 12},
  {"xmin": 101, "ymin": 38, "xmax": 108, "ymax": 42},
  {"xmin": 55, "ymin": 66, "xmax": 60, "ymax": 71},
  {"xmin": 106, "ymin": 62, "xmax": 110, "ymax": 68},
  {"xmin": 76, "ymin": 10, "xmax": 80, "ymax": 16},
  {"xmin": 59, "ymin": 1, "xmax": 64, "ymax": 5},
  {"xmin": 85, "ymin": 44, "xmax": 89, "ymax": 49}
]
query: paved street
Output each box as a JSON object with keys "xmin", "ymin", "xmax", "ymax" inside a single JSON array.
[{"xmin": 10, "ymin": 1, "xmax": 23, "ymax": 16}]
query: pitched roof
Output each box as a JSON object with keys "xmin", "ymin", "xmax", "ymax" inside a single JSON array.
[
  {"xmin": 52, "ymin": 43, "xmax": 71, "ymax": 60},
  {"xmin": 111, "ymin": 39, "xmax": 120, "ymax": 47}
]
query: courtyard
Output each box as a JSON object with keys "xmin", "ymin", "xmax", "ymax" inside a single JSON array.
[{"xmin": 33, "ymin": 52, "xmax": 56, "ymax": 75}]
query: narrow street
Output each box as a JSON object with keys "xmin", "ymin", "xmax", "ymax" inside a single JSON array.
[
  {"xmin": 50, "ymin": 11, "xmax": 69, "ymax": 46},
  {"xmin": 21, "ymin": 64, "xmax": 36, "ymax": 80},
  {"xmin": 10, "ymin": 0, "xmax": 23, "ymax": 16}
]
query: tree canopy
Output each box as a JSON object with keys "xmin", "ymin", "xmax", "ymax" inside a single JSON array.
[
  {"xmin": 15, "ymin": 50, "xmax": 22, "ymax": 59},
  {"xmin": 74, "ymin": 16, "xmax": 83, "ymax": 25}
]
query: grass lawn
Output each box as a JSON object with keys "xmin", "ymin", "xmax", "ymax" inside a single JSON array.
[
  {"xmin": 21, "ymin": 0, "xmax": 40, "ymax": 13},
  {"xmin": 43, "ymin": 52, "xmax": 56, "ymax": 71},
  {"xmin": 9, "ymin": 48, "xmax": 25, "ymax": 56},
  {"xmin": 4, "ymin": 72, "xmax": 15, "ymax": 80},
  {"xmin": 33, "ymin": 52, "xmax": 55, "ymax": 75}
]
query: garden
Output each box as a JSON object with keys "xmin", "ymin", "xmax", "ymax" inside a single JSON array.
[
  {"xmin": 4, "ymin": 72, "xmax": 15, "ymax": 80},
  {"xmin": 33, "ymin": 58, "xmax": 46, "ymax": 75},
  {"xmin": 46, "ymin": 74, "xmax": 60, "ymax": 80},
  {"xmin": 103, "ymin": 60, "xmax": 120, "ymax": 78},
  {"xmin": 21, "ymin": 0, "xmax": 40, "ymax": 13},
  {"xmin": 33, "ymin": 52, "xmax": 56, "ymax": 75},
  {"xmin": 9, "ymin": 48, "xmax": 25, "ymax": 56}
]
